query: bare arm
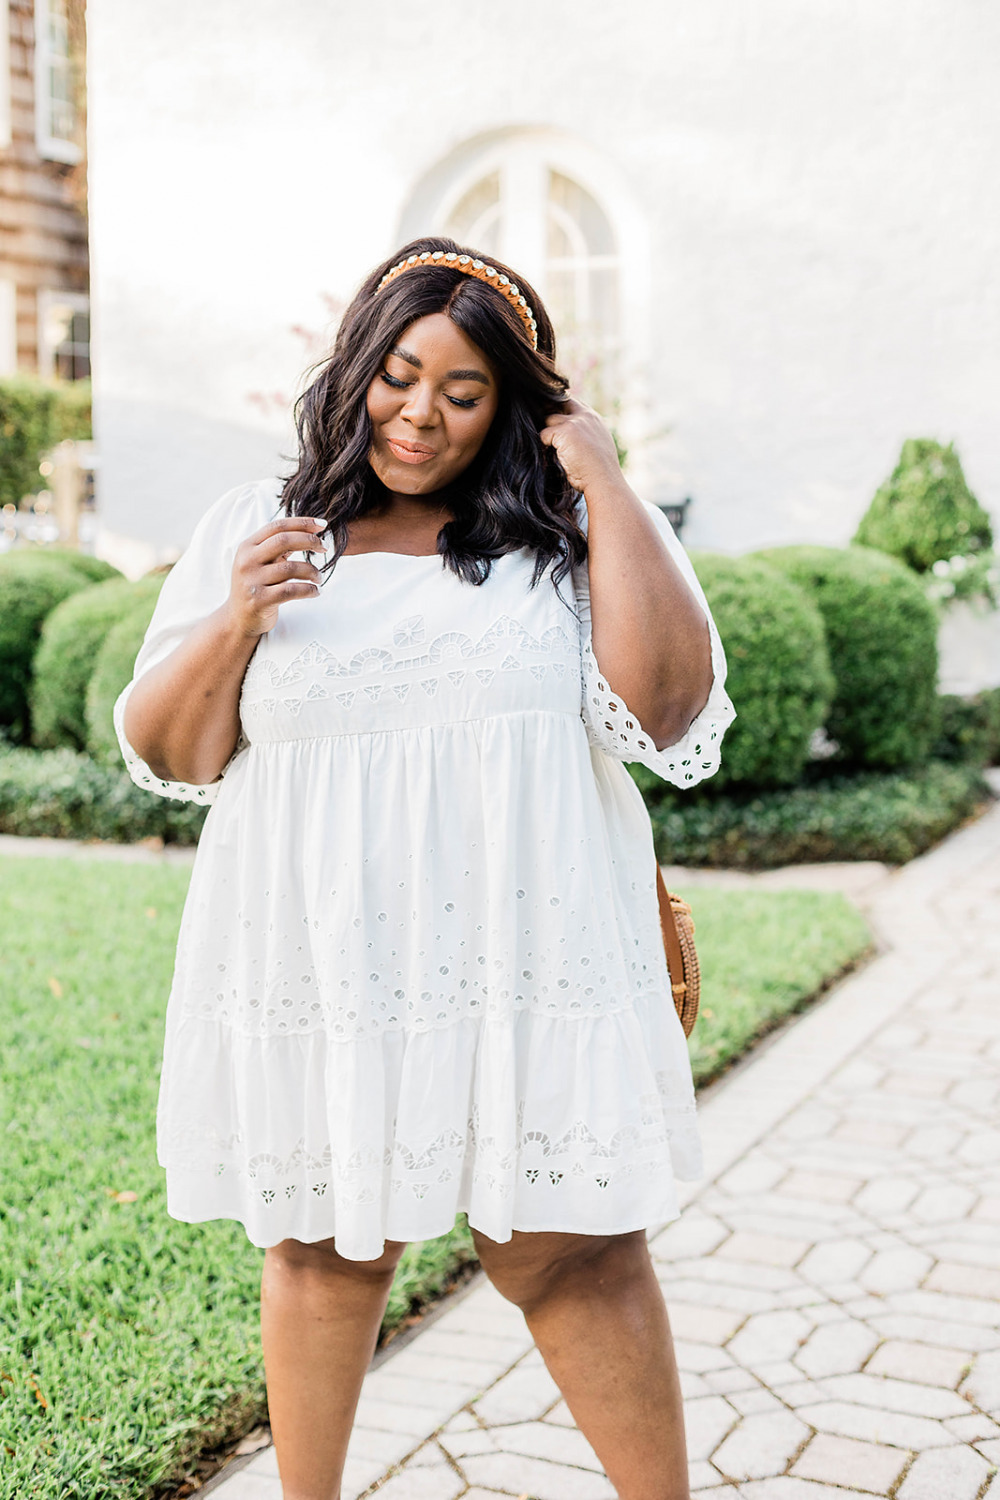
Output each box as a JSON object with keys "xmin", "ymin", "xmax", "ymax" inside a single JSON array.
[
  {"xmin": 123, "ymin": 516, "xmax": 327, "ymax": 785},
  {"xmin": 540, "ymin": 401, "xmax": 713, "ymax": 751}
]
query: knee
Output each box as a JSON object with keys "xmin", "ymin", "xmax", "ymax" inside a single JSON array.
[
  {"xmin": 472, "ymin": 1229, "xmax": 646, "ymax": 1316},
  {"xmin": 266, "ymin": 1236, "xmax": 406, "ymax": 1287}
]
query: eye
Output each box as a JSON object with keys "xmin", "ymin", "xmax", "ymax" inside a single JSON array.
[
  {"xmin": 446, "ymin": 395, "xmax": 479, "ymax": 409},
  {"xmin": 380, "ymin": 371, "xmax": 409, "ymax": 390}
]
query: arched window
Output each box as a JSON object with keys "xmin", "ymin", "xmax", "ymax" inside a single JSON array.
[
  {"xmin": 441, "ymin": 159, "xmax": 620, "ymax": 405},
  {"xmin": 400, "ymin": 130, "xmax": 650, "ymax": 483}
]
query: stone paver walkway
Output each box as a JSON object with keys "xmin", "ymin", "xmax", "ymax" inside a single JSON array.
[{"xmin": 212, "ymin": 795, "xmax": 1000, "ymax": 1499}]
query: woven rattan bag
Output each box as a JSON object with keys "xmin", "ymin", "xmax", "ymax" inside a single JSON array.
[{"xmin": 655, "ymin": 865, "xmax": 700, "ymax": 1038}]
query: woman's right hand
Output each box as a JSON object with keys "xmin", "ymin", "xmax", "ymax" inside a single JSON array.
[{"xmin": 226, "ymin": 516, "xmax": 329, "ymax": 637}]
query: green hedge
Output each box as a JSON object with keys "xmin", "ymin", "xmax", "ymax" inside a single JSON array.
[
  {"xmin": 0, "ymin": 744, "xmax": 207, "ymax": 844},
  {"xmin": 0, "ymin": 377, "xmax": 93, "ymax": 505},
  {"xmin": 30, "ymin": 578, "xmax": 156, "ymax": 751},
  {"xmin": 689, "ymin": 552, "xmax": 834, "ymax": 790},
  {"xmin": 85, "ymin": 582, "xmax": 164, "ymax": 763},
  {"xmin": 0, "ymin": 556, "xmax": 91, "ymax": 742},
  {"xmin": 645, "ymin": 760, "xmax": 989, "ymax": 869},
  {"xmin": 755, "ymin": 544, "xmax": 939, "ymax": 770},
  {"xmin": 854, "ymin": 438, "xmax": 993, "ymax": 572},
  {"xmin": 933, "ymin": 688, "xmax": 1000, "ymax": 767}
]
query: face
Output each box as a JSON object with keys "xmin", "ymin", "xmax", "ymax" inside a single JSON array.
[{"xmin": 366, "ymin": 312, "xmax": 500, "ymax": 498}]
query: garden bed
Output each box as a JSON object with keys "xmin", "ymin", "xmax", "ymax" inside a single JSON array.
[
  {"xmin": 639, "ymin": 759, "xmax": 992, "ymax": 869},
  {"xmin": 0, "ymin": 853, "xmax": 870, "ymax": 1498}
]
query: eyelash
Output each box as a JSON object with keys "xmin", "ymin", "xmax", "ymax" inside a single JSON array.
[{"xmin": 380, "ymin": 371, "xmax": 479, "ymax": 409}]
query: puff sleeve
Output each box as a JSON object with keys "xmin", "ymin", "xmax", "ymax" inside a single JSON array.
[
  {"xmin": 113, "ymin": 478, "xmax": 282, "ymax": 803},
  {"xmin": 573, "ymin": 496, "xmax": 736, "ymax": 787}
]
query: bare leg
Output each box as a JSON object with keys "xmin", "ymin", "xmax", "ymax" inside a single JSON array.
[
  {"xmin": 473, "ymin": 1228, "xmax": 689, "ymax": 1500},
  {"xmin": 260, "ymin": 1237, "xmax": 406, "ymax": 1500}
]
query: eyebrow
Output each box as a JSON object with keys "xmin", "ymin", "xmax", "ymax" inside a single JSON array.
[{"xmin": 389, "ymin": 346, "xmax": 492, "ymax": 386}]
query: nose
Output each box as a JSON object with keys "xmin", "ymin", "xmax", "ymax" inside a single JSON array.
[{"xmin": 399, "ymin": 381, "xmax": 438, "ymax": 429}]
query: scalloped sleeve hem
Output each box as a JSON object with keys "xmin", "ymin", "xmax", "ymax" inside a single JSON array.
[
  {"xmin": 114, "ymin": 680, "xmax": 230, "ymax": 804},
  {"xmin": 573, "ymin": 496, "xmax": 736, "ymax": 789},
  {"xmin": 113, "ymin": 478, "xmax": 281, "ymax": 804}
]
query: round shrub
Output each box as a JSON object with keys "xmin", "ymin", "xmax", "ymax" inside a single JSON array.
[
  {"xmin": 0, "ymin": 554, "xmax": 90, "ymax": 742},
  {"xmin": 85, "ymin": 581, "xmax": 164, "ymax": 763},
  {"xmin": 29, "ymin": 576, "xmax": 153, "ymax": 750},
  {"xmin": 854, "ymin": 438, "xmax": 993, "ymax": 572},
  {"xmin": 688, "ymin": 553, "xmax": 834, "ymax": 791},
  {"xmin": 756, "ymin": 544, "xmax": 939, "ymax": 770}
]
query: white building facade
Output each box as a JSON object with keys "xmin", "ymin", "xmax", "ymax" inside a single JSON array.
[{"xmin": 87, "ymin": 0, "xmax": 1000, "ymax": 563}]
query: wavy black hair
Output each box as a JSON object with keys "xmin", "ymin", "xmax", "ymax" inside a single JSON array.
[{"xmin": 280, "ymin": 235, "xmax": 588, "ymax": 590}]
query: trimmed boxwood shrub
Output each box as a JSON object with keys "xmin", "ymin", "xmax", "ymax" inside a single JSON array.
[
  {"xmin": 756, "ymin": 545, "xmax": 939, "ymax": 771},
  {"xmin": 854, "ymin": 439, "xmax": 993, "ymax": 573},
  {"xmin": 0, "ymin": 554, "xmax": 90, "ymax": 742},
  {"xmin": 933, "ymin": 689, "xmax": 1000, "ymax": 767},
  {"xmin": 647, "ymin": 760, "xmax": 990, "ymax": 869},
  {"xmin": 85, "ymin": 581, "xmax": 165, "ymax": 763},
  {"xmin": 688, "ymin": 552, "xmax": 834, "ymax": 790},
  {"xmin": 30, "ymin": 576, "xmax": 158, "ymax": 750}
]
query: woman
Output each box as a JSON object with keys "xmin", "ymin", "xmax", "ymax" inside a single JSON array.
[{"xmin": 118, "ymin": 236, "xmax": 734, "ymax": 1500}]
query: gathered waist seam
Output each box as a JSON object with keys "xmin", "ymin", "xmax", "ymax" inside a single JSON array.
[{"xmin": 239, "ymin": 705, "xmax": 583, "ymax": 747}]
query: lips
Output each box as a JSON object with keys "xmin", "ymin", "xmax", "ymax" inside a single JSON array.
[{"xmin": 386, "ymin": 437, "xmax": 438, "ymax": 464}]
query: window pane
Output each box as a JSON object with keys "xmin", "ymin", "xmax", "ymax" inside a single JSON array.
[
  {"xmin": 43, "ymin": 0, "xmax": 76, "ymax": 144},
  {"xmin": 444, "ymin": 172, "xmax": 502, "ymax": 256},
  {"xmin": 44, "ymin": 297, "xmax": 90, "ymax": 381},
  {"xmin": 545, "ymin": 172, "xmax": 620, "ymax": 409},
  {"xmin": 547, "ymin": 172, "xmax": 616, "ymax": 257}
]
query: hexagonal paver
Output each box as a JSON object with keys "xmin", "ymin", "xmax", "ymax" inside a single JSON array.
[
  {"xmin": 797, "ymin": 1238, "xmax": 872, "ymax": 1287},
  {"xmin": 716, "ymin": 1231, "xmax": 811, "ymax": 1269},
  {"xmin": 728, "ymin": 1310, "xmax": 812, "ymax": 1369},
  {"xmin": 683, "ymin": 1395, "xmax": 740, "ymax": 1460},
  {"xmin": 897, "ymin": 1445, "xmax": 992, "ymax": 1500},
  {"xmin": 962, "ymin": 1349, "xmax": 1000, "ymax": 1412},
  {"xmin": 866, "ymin": 1338, "xmax": 971, "ymax": 1388},
  {"xmin": 911, "ymin": 1184, "xmax": 978, "ymax": 1223},
  {"xmin": 859, "ymin": 1246, "xmax": 934, "ymax": 1294},
  {"xmin": 711, "ymin": 1410, "xmax": 811, "ymax": 1481},
  {"xmin": 777, "ymin": 1170, "xmax": 863, "ymax": 1204},
  {"xmin": 794, "ymin": 1319, "xmax": 879, "ymax": 1379},
  {"xmin": 791, "ymin": 1431, "xmax": 907, "ymax": 1491}
]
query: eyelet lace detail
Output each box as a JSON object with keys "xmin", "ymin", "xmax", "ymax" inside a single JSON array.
[
  {"xmin": 173, "ymin": 859, "xmax": 671, "ymax": 1040},
  {"xmin": 571, "ymin": 497, "xmax": 735, "ymax": 786},
  {"xmin": 239, "ymin": 612, "xmax": 579, "ymax": 727},
  {"xmin": 113, "ymin": 681, "xmax": 245, "ymax": 805},
  {"xmin": 158, "ymin": 1077, "xmax": 701, "ymax": 1215}
]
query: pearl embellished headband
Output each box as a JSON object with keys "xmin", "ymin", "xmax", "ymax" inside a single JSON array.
[{"xmin": 375, "ymin": 250, "xmax": 539, "ymax": 351}]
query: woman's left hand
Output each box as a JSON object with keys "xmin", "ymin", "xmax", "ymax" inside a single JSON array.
[{"xmin": 539, "ymin": 398, "xmax": 623, "ymax": 496}]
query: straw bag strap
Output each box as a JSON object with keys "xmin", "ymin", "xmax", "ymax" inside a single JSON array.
[{"xmin": 655, "ymin": 863, "xmax": 687, "ymax": 1001}]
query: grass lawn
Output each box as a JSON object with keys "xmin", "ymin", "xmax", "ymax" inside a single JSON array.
[
  {"xmin": 687, "ymin": 887, "xmax": 872, "ymax": 1086},
  {"xmin": 0, "ymin": 856, "xmax": 870, "ymax": 1497}
]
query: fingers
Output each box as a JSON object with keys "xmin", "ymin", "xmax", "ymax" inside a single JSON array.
[
  {"xmin": 248, "ymin": 517, "xmax": 328, "ymax": 559},
  {"xmin": 258, "ymin": 557, "xmax": 324, "ymax": 589}
]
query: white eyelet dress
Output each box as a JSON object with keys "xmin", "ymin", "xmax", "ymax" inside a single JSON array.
[{"xmin": 115, "ymin": 478, "xmax": 735, "ymax": 1260}]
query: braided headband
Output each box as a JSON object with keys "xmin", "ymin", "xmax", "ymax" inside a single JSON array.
[{"xmin": 375, "ymin": 250, "xmax": 539, "ymax": 351}]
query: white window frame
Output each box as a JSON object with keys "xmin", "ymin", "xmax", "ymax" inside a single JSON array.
[
  {"xmin": 37, "ymin": 288, "xmax": 89, "ymax": 378},
  {"xmin": 34, "ymin": 0, "xmax": 81, "ymax": 165},
  {"xmin": 0, "ymin": 280, "xmax": 17, "ymax": 374},
  {"xmin": 0, "ymin": 6, "xmax": 11, "ymax": 152},
  {"xmin": 400, "ymin": 129, "xmax": 653, "ymax": 491}
]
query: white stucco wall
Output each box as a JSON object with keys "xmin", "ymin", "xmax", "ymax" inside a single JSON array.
[{"xmin": 87, "ymin": 0, "xmax": 1000, "ymax": 562}]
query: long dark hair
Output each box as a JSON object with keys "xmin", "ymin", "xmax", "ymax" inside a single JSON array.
[{"xmin": 281, "ymin": 235, "xmax": 588, "ymax": 590}]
